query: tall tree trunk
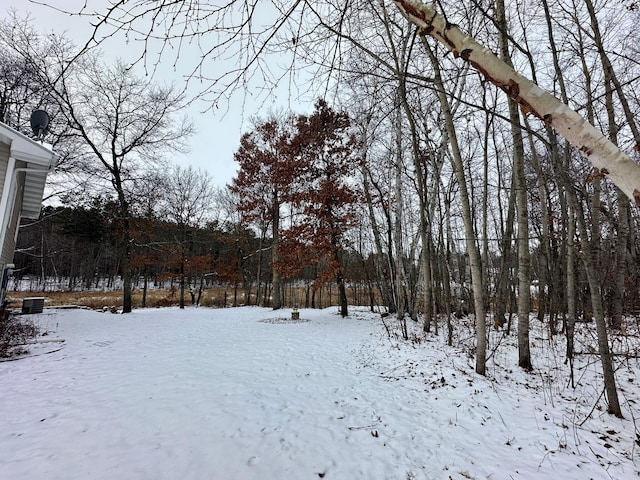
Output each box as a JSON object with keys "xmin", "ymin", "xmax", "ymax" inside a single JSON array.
[
  {"xmin": 115, "ymin": 182, "xmax": 133, "ymax": 314},
  {"xmin": 480, "ymin": 91, "xmax": 492, "ymax": 314},
  {"xmin": 438, "ymin": 206, "xmax": 454, "ymax": 346},
  {"xmin": 541, "ymin": 0, "xmax": 571, "ymax": 334},
  {"xmin": 393, "ymin": 90, "xmax": 409, "ymax": 335},
  {"xmin": 142, "ymin": 272, "xmax": 148, "ymax": 308},
  {"xmin": 255, "ymin": 223, "xmax": 266, "ymax": 307},
  {"xmin": 271, "ymin": 192, "xmax": 282, "ymax": 310},
  {"xmin": 566, "ymin": 206, "xmax": 577, "ymax": 386},
  {"xmin": 572, "ymin": 193, "xmax": 623, "ymax": 417},
  {"xmin": 541, "ymin": 0, "xmax": 622, "ymax": 416},
  {"xmin": 425, "ymin": 39, "xmax": 487, "ymax": 375},
  {"xmin": 494, "ymin": 175, "xmax": 516, "ymax": 330},
  {"xmin": 524, "ymin": 120, "xmax": 552, "ymax": 328},
  {"xmin": 395, "ymin": 58, "xmax": 436, "ymax": 333},
  {"xmin": 583, "ymin": 0, "xmax": 634, "ymax": 330},
  {"xmin": 179, "ymin": 240, "xmax": 186, "ymax": 309},
  {"xmin": 613, "ymin": 190, "xmax": 629, "ymax": 329},
  {"xmin": 496, "ymin": 0, "xmax": 531, "ymax": 369},
  {"xmin": 362, "ymin": 166, "xmax": 396, "ymax": 313},
  {"xmin": 333, "ymin": 247, "xmax": 348, "ymax": 317},
  {"xmin": 121, "ymin": 216, "xmax": 132, "ymax": 313}
]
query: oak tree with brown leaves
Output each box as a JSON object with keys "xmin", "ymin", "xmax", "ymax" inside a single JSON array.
[
  {"xmin": 279, "ymin": 99, "xmax": 361, "ymax": 317},
  {"xmin": 230, "ymin": 115, "xmax": 300, "ymax": 309}
]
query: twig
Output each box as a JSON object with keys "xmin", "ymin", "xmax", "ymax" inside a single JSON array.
[
  {"xmin": 579, "ymin": 388, "xmax": 606, "ymax": 427},
  {"xmin": 348, "ymin": 424, "xmax": 378, "ymax": 431}
]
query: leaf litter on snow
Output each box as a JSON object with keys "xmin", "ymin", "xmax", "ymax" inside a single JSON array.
[{"xmin": 366, "ymin": 312, "xmax": 640, "ymax": 479}]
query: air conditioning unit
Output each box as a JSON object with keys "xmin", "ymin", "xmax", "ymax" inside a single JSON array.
[{"xmin": 22, "ymin": 297, "xmax": 45, "ymax": 314}]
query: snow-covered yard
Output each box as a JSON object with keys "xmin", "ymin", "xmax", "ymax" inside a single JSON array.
[{"xmin": 1, "ymin": 306, "xmax": 638, "ymax": 479}]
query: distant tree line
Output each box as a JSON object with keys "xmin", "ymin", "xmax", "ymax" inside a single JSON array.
[{"xmin": 12, "ymin": 200, "xmax": 382, "ymax": 310}]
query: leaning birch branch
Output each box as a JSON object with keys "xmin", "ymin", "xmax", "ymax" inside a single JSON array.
[{"xmin": 392, "ymin": 0, "xmax": 640, "ymax": 206}]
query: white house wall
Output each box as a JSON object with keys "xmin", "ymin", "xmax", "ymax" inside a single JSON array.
[
  {"xmin": 1, "ymin": 171, "xmax": 23, "ymax": 264},
  {"xmin": 0, "ymin": 143, "xmax": 9, "ymax": 202}
]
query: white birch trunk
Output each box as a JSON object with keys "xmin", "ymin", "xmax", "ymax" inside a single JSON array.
[{"xmin": 392, "ymin": 0, "xmax": 640, "ymax": 206}]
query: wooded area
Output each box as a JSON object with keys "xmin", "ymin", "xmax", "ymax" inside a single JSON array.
[{"xmin": 3, "ymin": 1, "xmax": 640, "ymax": 415}]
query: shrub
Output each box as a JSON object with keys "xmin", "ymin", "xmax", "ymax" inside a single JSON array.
[{"xmin": 0, "ymin": 304, "xmax": 39, "ymax": 357}]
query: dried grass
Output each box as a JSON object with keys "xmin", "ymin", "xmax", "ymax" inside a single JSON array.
[{"xmin": 5, "ymin": 287, "xmax": 244, "ymax": 311}]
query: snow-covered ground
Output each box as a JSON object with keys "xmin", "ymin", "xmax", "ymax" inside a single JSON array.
[{"xmin": 1, "ymin": 306, "xmax": 638, "ymax": 479}]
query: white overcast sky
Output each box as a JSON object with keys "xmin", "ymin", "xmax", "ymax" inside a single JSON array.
[{"xmin": 4, "ymin": 0, "xmax": 313, "ymax": 188}]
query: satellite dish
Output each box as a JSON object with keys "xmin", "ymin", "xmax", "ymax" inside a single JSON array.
[{"xmin": 30, "ymin": 109, "xmax": 50, "ymax": 141}]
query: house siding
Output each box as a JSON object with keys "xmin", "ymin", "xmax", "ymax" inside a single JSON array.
[
  {"xmin": 0, "ymin": 142, "xmax": 9, "ymax": 203},
  {"xmin": 1, "ymin": 166, "xmax": 25, "ymax": 264}
]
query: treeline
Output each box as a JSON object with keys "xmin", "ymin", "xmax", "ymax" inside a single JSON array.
[
  {"xmin": 15, "ymin": 198, "xmax": 640, "ymax": 321},
  {"xmin": 12, "ymin": 202, "xmax": 381, "ymax": 309}
]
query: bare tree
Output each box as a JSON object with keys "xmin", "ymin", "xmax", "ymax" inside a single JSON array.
[
  {"xmin": 0, "ymin": 12, "xmax": 81, "ymax": 184},
  {"xmin": 494, "ymin": 0, "xmax": 531, "ymax": 369},
  {"xmin": 425, "ymin": 39, "xmax": 487, "ymax": 375},
  {"xmin": 50, "ymin": 57, "xmax": 193, "ymax": 312},
  {"xmin": 161, "ymin": 165, "xmax": 215, "ymax": 308}
]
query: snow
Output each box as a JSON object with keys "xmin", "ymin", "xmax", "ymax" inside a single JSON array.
[{"xmin": 1, "ymin": 306, "xmax": 639, "ymax": 479}]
